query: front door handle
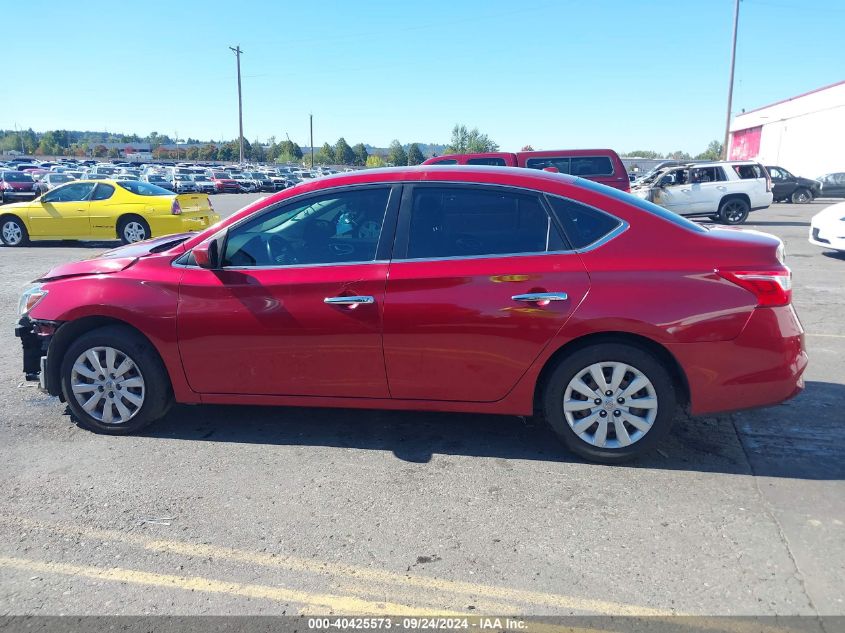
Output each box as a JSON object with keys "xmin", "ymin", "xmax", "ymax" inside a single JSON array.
[
  {"xmin": 512, "ymin": 292, "xmax": 568, "ymax": 302},
  {"xmin": 324, "ymin": 295, "xmax": 375, "ymax": 306}
]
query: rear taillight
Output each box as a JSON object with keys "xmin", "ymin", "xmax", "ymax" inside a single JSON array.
[
  {"xmin": 717, "ymin": 268, "xmax": 792, "ymax": 307},
  {"xmin": 171, "ymin": 199, "xmax": 182, "ymax": 215}
]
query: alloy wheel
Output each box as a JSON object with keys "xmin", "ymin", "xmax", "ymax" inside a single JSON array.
[
  {"xmin": 2, "ymin": 221, "xmax": 23, "ymax": 246},
  {"xmin": 722, "ymin": 201, "xmax": 747, "ymax": 224},
  {"xmin": 123, "ymin": 221, "xmax": 147, "ymax": 243},
  {"xmin": 70, "ymin": 346, "xmax": 146, "ymax": 425},
  {"xmin": 562, "ymin": 361, "xmax": 658, "ymax": 449}
]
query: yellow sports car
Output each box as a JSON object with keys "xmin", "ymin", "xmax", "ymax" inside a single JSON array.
[{"xmin": 0, "ymin": 179, "xmax": 220, "ymax": 246}]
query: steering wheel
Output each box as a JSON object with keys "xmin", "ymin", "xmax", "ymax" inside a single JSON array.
[{"xmin": 266, "ymin": 235, "xmax": 290, "ymax": 265}]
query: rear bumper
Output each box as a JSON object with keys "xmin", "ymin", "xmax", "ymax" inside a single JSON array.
[
  {"xmin": 670, "ymin": 305, "xmax": 807, "ymax": 416},
  {"xmin": 150, "ymin": 213, "xmax": 221, "ymax": 235},
  {"xmin": 2, "ymin": 190, "xmax": 37, "ymax": 200}
]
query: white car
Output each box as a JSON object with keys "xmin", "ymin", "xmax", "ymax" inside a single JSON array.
[
  {"xmin": 630, "ymin": 160, "xmax": 773, "ymax": 225},
  {"xmin": 809, "ymin": 201, "xmax": 845, "ymax": 253}
]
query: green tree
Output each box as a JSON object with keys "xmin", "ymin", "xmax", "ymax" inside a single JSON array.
[
  {"xmin": 445, "ymin": 124, "xmax": 498, "ymax": 154},
  {"xmin": 694, "ymin": 140, "xmax": 723, "ymax": 161},
  {"xmin": 93, "ymin": 145, "xmax": 108, "ymax": 158},
  {"xmin": 387, "ymin": 140, "xmax": 407, "ymax": 166},
  {"xmin": 317, "ymin": 142, "xmax": 334, "ymax": 164},
  {"xmin": 667, "ymin": 150, "xmax": 691, "ymax": 160},
  {"xmin": 521, "ymin": 144, "xmax": 535, "ymax": 151},
  {"xmin": 107, "ymin": 147, "xmax": 120, "ymax": 159},
  {"xmin": 407, "ymin": 143, "xmax": 424, "ymax": 165},
  {"xmin": 366, "ymin": 155, "xmax": 386, "ymax": 168},
  {"xmin": 200, "ymin": 144, "xmax": 218, "ymax": 161},
  {"xmin": 622, "ymin": 150, "xmax": 663, "ymax": 159},
  {"xmin": 249, "ymin": 140, "xmax": 266, "ymax": 163},
  {"xmin": 352, "ymin": 143, "xmax": 369, "ymax": 166},
  {"xmin": 334, "ymin": 137, "xmax": 355, "ymax": 165}
]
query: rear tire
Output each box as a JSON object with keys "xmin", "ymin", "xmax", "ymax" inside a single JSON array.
[
  {"xmin": 1, "ymin": 215, "xmax": 29, "ymax": 246},
  {"xmin": 542, "ymin": 343, "xmax": 677, "ymax": 463},
  {"xmin": 60, "ymin": 325, "xmax": 172, "ymax": 435},
  {"xmin": 117, "ymin": 216, "xmax": 151, "ymax": 244},
  {"xmin": 791, "ymin": 188, "xmax": 812, "ymax": 204},
  {"xmin": 718, "ymin": 198, "xmax": 750, "ymax": 225}
]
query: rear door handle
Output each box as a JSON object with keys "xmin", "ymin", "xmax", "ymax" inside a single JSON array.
[
  {"xmin": 324, "ymin": 295, "xmax": 375, "ymax": 306},
  {"xmin": 512, "ymin": 292, "xmax": 568, "ymax": 302}
]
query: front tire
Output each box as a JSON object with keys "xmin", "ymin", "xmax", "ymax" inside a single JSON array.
[
  {"xmin": 118, "ymin": 216, "xmax": 151, "ymax": 244},
  {"xmin": 718, "ymin": 198, "xmax": 750, "ymax": 225},
  {"xmin": 791, "ymin": 188, "xmax": 812, "ymax": 204},
  {"xmin": 1, "ymin": 215, "xmax": 29, "ymax": 246},
  {"xmin": 542, "ymin": 343, "xmax": 677, "ymax": 463},
  {"xmin": 60, "ymin": 325, "xmax": 172, "ymax": 435}
]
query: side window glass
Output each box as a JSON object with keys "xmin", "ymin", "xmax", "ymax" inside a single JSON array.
[
  {"xmin": 43, "ymin": 182, "xmax": 95, "ymax": 202},
  {"xmin": 406, "ymin": 187, "xmax": 557, "ymax": 259},
  {"xmin": 431, "ymin": 159, "xmax": 458, "ymax": 165},
  {"xmin": 223, "ymin": 188, "xmax": 390, "ymax": 267},
  {"xmin": 91, "ymin": 184, "xmax": 115, "ymax": 201},
  {"xmin": 769, "ymin": 167, "xmax": 782, "ymax": 180},
  {"xmin": 525, "ymin": 157, "xmax": 571, "ymax": 174},
  {"xmin": 466, "ymin": 158, "xmax": 506, "ymax": 166},
  {"xmin": 546, "ymin": 195, "xmax": 623, "ymax": 250},
  {"xmin": 691, "ymin": 167, "xmax": 721, "ymax": 183}
]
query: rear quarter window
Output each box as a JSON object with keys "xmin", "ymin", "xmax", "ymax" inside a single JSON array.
[
  {"xmin": 546, "ymin": 195, "xmax": 623, "ymax": 249},
  {"xmin": 466, "ymin": 157, "xmax": 507, "ymax": 166},
  {"xmin": 732, "ymin": 164, "xmax": 765, "ymax": 179}
]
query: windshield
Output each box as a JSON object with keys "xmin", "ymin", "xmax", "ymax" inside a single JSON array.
[
  {"xmin": 116, "ymin": 181, "xmax": 173, "ymax": 196},
  {"xmin": 2, "ymin": 171, "xmax": 34, "ymax": 182}
]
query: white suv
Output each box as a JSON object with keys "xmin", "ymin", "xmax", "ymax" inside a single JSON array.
[{"xmin": 630, "ymin": 161, "xmax": 773, "ymax": 224}]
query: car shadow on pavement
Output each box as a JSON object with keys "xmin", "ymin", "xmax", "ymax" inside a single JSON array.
[
  {"xmin": 746, "ymin": 221, "xmax": 810, "ymax": 227},
  {"xmin": 139, "ymin": 381, "xmax": 844, "ymax": 480},
  {"xmin": 11, "ymin": 240, "xmax": 119, "ymax": 249}
]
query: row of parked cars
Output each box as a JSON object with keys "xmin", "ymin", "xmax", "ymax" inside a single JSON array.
[{"xmin": 0, "ymin": 158, "xmax": 344, "ymax": 205}]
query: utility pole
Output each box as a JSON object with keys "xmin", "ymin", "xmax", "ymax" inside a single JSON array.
[
  {"xmin": 722, "ymin": 0, "xmax": 740, "ymax": 160},
  {"xmin": 229, "ymin": 45, "xmax": 245, "ymax": 164},
  {"xmin": 309, "ymin": 114, "xmax": 314, "ymax": 169}
]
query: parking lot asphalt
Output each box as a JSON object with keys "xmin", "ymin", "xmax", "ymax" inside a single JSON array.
[{"xmin": 0, "ymin": 195, "xmax": 842, "ymax": 616}]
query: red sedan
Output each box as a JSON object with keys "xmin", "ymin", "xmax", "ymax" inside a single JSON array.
[{"xmin": 16, "ymin": 166, "xmax": 807, "ymax": 463}]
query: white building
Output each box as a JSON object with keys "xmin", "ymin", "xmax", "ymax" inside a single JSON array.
[{"xmin": 728, "ymin": 80, "xmax": 845, "ymax": 179}]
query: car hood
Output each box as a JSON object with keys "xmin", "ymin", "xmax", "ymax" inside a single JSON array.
[
  {"xmin": 37, "ymin": 233, "xmax": 192, "ymax": 281},
  {"xmin": 797, "ymin": 177, "xmax": 821, "ymax": 188},
  {"xmin": 812, "ymin": 202, "xmax": 845, "ymax": 221}
]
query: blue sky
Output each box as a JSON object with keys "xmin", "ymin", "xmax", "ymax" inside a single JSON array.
[{"xmin": 3, "ymin": 0, "xmax": 843, "ymax": 153}]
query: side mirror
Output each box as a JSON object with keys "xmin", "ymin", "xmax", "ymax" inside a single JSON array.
[{"xmin": 192, "ymin": 232, "xmax": 225, "ymax": 269}]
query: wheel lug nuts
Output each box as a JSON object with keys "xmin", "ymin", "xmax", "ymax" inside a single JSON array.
[
  {"xmin": 599, "ymin": 411, "xmax": 608, "ymax": 418},
  {"xmin": 594, "ymin": 398, "xmax": 602, "ymax": 405},
  {"xmin": 613, "ymin": 410, "xmax": 621, "ymax": 417},
  {"xmin": 617, "ymin": 397, "xmax": 625, "ymax": 404},
  {"xmin": 605, "ymin": 390, "xmax": 613, "ymax": 396}
]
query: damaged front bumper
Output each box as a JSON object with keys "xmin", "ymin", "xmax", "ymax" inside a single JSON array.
[{"xmin": 15, "ymin": 316, "xmax": 59, "ymax": 393}]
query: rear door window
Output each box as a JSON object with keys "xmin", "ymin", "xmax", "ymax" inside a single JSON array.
[
  {"xmin": 91, "ymin": 183, "xmax": 115, "ymax": 201},
  {"xmin": 404, "ymin": 186, "xmax": 562, "ymax": 259},
  {"xmin": 429, "ymin": 159, "xmax": 458, "ymax": 165},
  {"xmin": 690, "ymin": 167, "xmax": 725, "ymax": 183}
]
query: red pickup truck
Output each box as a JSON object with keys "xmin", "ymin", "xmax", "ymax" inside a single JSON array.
[{"xmin": 422, "ymin": 148, "xmax": 629, "ymax": 192}]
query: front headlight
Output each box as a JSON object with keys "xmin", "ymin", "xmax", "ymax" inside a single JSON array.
[{"xmin": 19, "ymin": 284, "xmax": 48, "ymax": 316}]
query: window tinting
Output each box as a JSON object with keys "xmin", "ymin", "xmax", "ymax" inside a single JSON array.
[
  {"xmin": 406, "ymin": 187, "xmax": 559, "ymax": 259},
  {"xmin": 430, "ymin": 159, "xmax": 458, "ymax": 165},
  {"xmin": 546, "ymin": 196, "xmax": 622, "ymax": 249},
  {"xmin": 466, "ymin": 157, "xmax": 507, "ymax": 166},
  {"xmin": 526, "ymin": 156, "xmax": 615, "ymax": 177},
  {"xmin": 2, "ymin": 171, "xmax": 33, "ymax": 182},
  {"xmin": 223, "ymin": 187, "xmax": 390, "ymax": 267},
  {"xmin": 117, "ymin": 181, "xmax": 173, "ymax": 196},
  {"xmin": 91, "ymin": 183, "xmax": 115, "ymax": 201},
  {"xmin": 733, "ymin": 164, "xmax": 764, "ymax": 179},
  {"xmin": 690, "ymin": 167, "xmax": 724, "ymax": 183},
  {"xmin": 43, "ymin": 182, "xmax": 96, "ymax": 202}
]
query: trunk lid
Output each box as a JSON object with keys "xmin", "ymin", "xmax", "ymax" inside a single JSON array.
[{"xmin": 174, "ymin": 193, "xmax": 211, "ymax": 214}]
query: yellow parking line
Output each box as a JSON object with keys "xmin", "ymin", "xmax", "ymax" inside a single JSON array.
[
  {"xmin": 2, "ymin": 515, "xmax": 670, "ymax": 615},
  {"xmin": 0, "ymin": 555, "xmax": 456, "ymax": 616}
]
